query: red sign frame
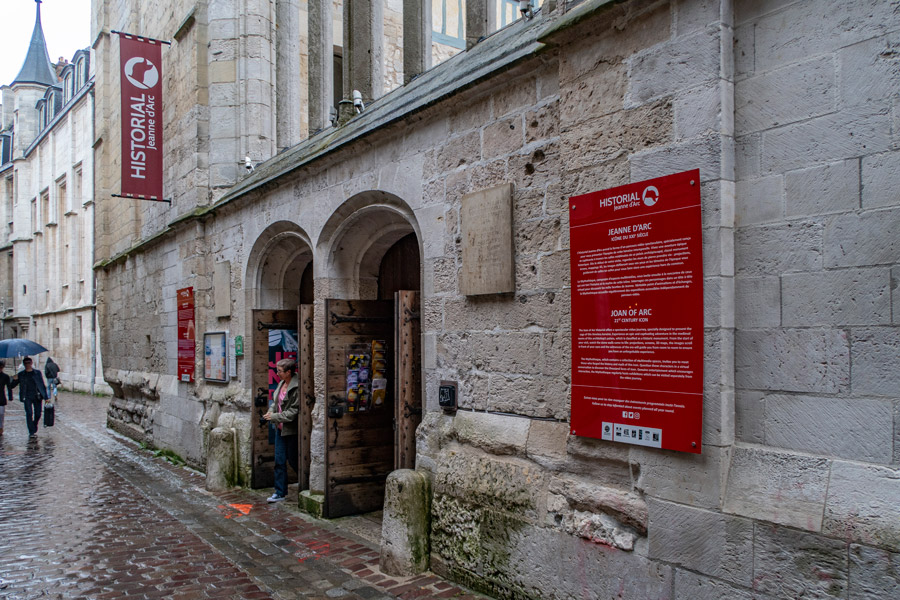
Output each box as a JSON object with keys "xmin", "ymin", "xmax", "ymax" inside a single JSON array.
[
  {"xmin": 119, "ymin": 35, "xmax": 164, "ymax": 200},
  {"xmin": 177, "ymin": 287, "xmax": 195, "ymax": 383},
  {"xmin": 569, "ymin": 169, "xmax": 704, "ymax": 453}
]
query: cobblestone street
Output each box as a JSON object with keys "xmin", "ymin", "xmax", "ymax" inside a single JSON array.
[{"xmin": 0, "ymin": 393, "xmax": 485, "ymax": 600}]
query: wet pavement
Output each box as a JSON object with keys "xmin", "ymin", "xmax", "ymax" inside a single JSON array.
[{"xmin": 0, "ymin": 393, "xmax": 486, "ymax": 600}]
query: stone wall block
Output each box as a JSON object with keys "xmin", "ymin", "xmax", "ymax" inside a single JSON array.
[
  {"xmin": 824, "ymin": 208, "xmax": 900, "ymax": 267},
  {"xmin": 735, "ymin": 174, "xmax": 783, "ymax": 226},
  {"xmin": 483, "ymin": 115, "xmax": 524, "ymax": 159},
  {"xmin": 562, "ymin": 99, "xmax": 673, "ymax": 172},
  {"xmin": 765, "ymin": 395, "xmax": 893, "ymax": 463},
  {"xmin": 627, "ymin": 28, "xmax": 721, "ymax": 106},
  {"xmin": 752, "ymin": 524, "xmax": 849, "ymax": 599},
  {"xmin": 735, "ymin": 56, "xmax": 835, "ymax": 135},
  {"xmin": 753, "ymin": 0, "xmax": 897, "ymax": 72},
  {"xmin": 735, "ymin": 221, "xmax": 823, "ymax": 275},
  {"xmin": 486, "ymin": 374, "xmax": 569, "ymax": 420},
  {"xmin": 525, "ymin": 100, "xmax": 559, "ymax": 143},
  {"xmin": 630, "ymin": 134, "xmax": 724, "ymax": 183},
  {"xmin": 761, "ymin": 106, "xmax": 892, "ymax": 174},
  {"xmin": 539, "ymin": 330, "xmax": 570, "ymax": 378},
  {"xmin": 824, "ymin": 460, "xmax": 900, "ymax": 549},
  {"xmin": 648, "ymin": 498, "xmax": 753, "ymax": 586},
  {"xmin": 674, "ymin": 82, "xmax": 725, "ymax": 141},
  {"xmin": 449, "ymin": 411, "xmax": 530, "ymax": 456},
  {"xmin": 734, "ymin": 390, "xmax": 766, "ymax": 444},
  {"xmin": 893, "ymin": 266, "xmax": 900, "ymax": 326},
  {"xmin": 674, "ymin": 0, "xmax": 722, "ymax": 36},
  {"xmin": 538, "ymin": 250, "xmax": 569, "ymax": 290},
  {"xmin": 782, "ymin": 268, "xmax": 891, "ymax": 326},
  {"xmin": 849, "ymin": 544, "xmax": 900, "ymax": 600},
  {"xmin": 492, "ymin": 76, "xmax": 536, "ymax": 118},
  {"xmin": 735, "ymin": 275, "xmax": 781, "ymax": 328},
  {"xmin": 785, "ymin": 158, "xmax": 861, "ymax": 217},
  {"xmin": 840, "ymin": 32, "xmax": 900, "ymax": 108},
  {"xmin": 723, "ymin": 445, "xmax": 830, "ymax": 531},
  {"xmin": 735, "ymin": 328, "xmax": 850, "ymax": 393},
  {"xmin": 435, "ymin": 131, "xmax": 481, "ymax": 175},
  {"xmin": 850, "ymin": 327, "xmax": 900, "ymax": 397},
  {"xmin": 862, "ymin": 150, "xmax": 900, "ymax": 210},
  {"xmin": 559, "ymin": 62, "xmax": 626, "ymax": 126},
  {"xmin": 674, "ymin": 570, "xmax": 769, "ymax": 600},
  {"xmin": 735, "ymin": 133, "xmax": 761, "ymax": 180},
  {"xmin": 525, "ymin": 420, "xmax": 568, "ymax": 467},
  {"xmin": 633, "ymin": 446, "xmax": 730, "ymax": 510}
]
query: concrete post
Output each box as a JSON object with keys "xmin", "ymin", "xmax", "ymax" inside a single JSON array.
[
  {"xmin": 403, "ymin": 0, "xmax": 432, "ymax": 85},
  {"xmin": 465, "ymin": 0, "xmax": 495, "ymax": 49},
  {"xmin": 276, "ymin": 0, "xmax": 302, "ymax": 149},
  {"xmin": 206, "ymin": 427, "xmax": 237, "ymax": 491},
  {"xmin": 307, "ymin": 0, "xmax": 334, "ymax": 133},
  {"xmin": 343, "ymin": 0, "xmax": 384, "ymax": 105}
]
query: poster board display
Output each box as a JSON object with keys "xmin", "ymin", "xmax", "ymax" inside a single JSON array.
[
  {"xmin": 569, "ymin": 169, "xmax": 704, "ymax": 454},
  {"xmin": 177, "ymin": 287, "xmax": 195, "ymax": 382},
  {"xmin": 204, "ymin": 332, "xmax": 228, "ymax": 383}
]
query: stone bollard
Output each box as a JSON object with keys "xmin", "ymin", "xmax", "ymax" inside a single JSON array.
[
  {"xmin": 380, "ymin": 469, "xmax": 431, "ymax": 576},
  {"xmin": 206, "ymin": 427, "xmax": 236, "ymax": 491}
]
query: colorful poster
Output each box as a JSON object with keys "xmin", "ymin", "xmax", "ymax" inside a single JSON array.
[
  {"xmin": 569, "ymin": 169, "xmax": 704, "ymax": 453},
  {"xmin": 268, "ymin": 329, "xmax": 298, "ymax": 401},
  {"xmin": 118, "ymin": 34, "xmax": 164, "ymax": 200},
  {"xmin": 177, "ymin": 287, "xmax": 195, "ymax": 382}
]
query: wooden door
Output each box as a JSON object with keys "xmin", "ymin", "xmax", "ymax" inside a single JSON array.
[
  {"xmin": 394, "ymin": 290, "xmax": 421, "ymax": 469},
  {"xmin": 251, "ymin": 309, "xmax": 299, "ymax": 489},
  {"xmin": 298, "ymin": 304, "xmax": 314, "ymax": 490},
  {"xmin": 324, "ymin": 299, "xmax": 394, "ymax": 518}
]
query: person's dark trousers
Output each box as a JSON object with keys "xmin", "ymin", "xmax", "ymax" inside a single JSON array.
[
  {"xmin": 23, "ymin": 397, "xmax": 42, "ymax": 435},
  {"xmin": 273, "ymin": 432, "xmax": 298, "ymax": 498}
]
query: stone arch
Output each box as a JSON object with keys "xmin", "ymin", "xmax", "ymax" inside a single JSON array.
[
  {"xmin": 245, "ymin": 220, "xmax": 314, "ymax": 309},
  {"xmin": 316, "ymin": 190, "xmax": 422, "ymax": 299}
]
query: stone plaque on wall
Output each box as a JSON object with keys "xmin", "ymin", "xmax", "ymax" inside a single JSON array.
[
  {"xmin": 460, "ymin": 183, "xmax": 515, "ymax": 296},
  {"xmin": 214, "ymin": 261, "xmax": 231, "ymax": 318}
]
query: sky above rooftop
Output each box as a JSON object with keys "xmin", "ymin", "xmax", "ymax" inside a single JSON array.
[{"xmin": 2, "ymin": 0, "xmax": 92, "ymax": 87}]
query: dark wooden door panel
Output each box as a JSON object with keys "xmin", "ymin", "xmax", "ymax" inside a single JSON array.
[
  {"xmin": 299, "ymin": 304, "xmax": 314, "ymax": 490},
  {"xmin": 395, "ymin": 291, "xmax": 422, "ymax": 470}
]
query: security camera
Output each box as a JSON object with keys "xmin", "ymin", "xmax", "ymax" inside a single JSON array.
[
  {"xmin": 519, "ymin": 0, "xmax": 534, "ymax": 19},
  {"xmin": 244, "ymin": 156, "xmax": 254, "ymax": 172},
  {"xmin": 352, "ymin": 90, "xmax": 365, "ymax": 113}
]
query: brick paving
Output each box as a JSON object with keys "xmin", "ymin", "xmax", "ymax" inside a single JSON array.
[{"xmin": 0, "ymin": 392, "xmax": 489, "ymax": 600}]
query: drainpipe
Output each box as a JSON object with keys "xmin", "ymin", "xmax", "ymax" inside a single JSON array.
[{"xmin": 89, "ymin": 87, "xmax": 96, "ymax": 396}]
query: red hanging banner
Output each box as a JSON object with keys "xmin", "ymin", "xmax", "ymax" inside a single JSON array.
[
  {"xmin": 177, "ymin": 287, "xmax": 195, "ymax": 383},
  {"xmin": 569, "ymin": 169, "xmax": 704, "ymax": 454},
  {"xmin": 118, "ymin": 34, "xmax": 164, "ymax": 201}
]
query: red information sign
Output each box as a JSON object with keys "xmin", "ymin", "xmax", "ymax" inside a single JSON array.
[
  {"xmin": 118, "ymin": 34, "xmax": 164, "ymax": 200},
  {"xmin": 569, "ymin": 169, "xmax": 703, "ymax": 453},
  {"xmin": 177, "ymin": 287, "xmax": 195, "ymax": 383}
]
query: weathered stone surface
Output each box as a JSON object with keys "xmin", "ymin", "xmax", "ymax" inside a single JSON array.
[
  {"xmin": 627, "ymin": 28, "xmax": 721, "ymax": 105},
  {"xmin": 735, "ymin": 174, "xmax": 783, "ymax": 226},
  {"xmin": 735, "ymin": 220, "xmax": 824, "ymax": 275},
  {"xmin": 380, "ymin": 469, "xmax": 430, "ymax": 576},
  {"xmin": 735, "ymin": 276, "xmax": 781, "ymax": 328},
  {"xmin": 633, "ymin": 446, "xmax": 730, "ymax": 510},
  {"xmin": 785, "ymin": 159, "xmax": 861, "ymax": 217},
  {"xmin": 752, "ymin": 524, "xmax": 849, "ymax": 599},
  {"xmin": 206, "ymin": 427, "xmax": 236, "ymax": 491},
  {"xmin": 735, "ymin": 56, "xmax": 835, "ymax": 135},
  {"xmin": 482, "ymin": 115, "xmax": 524, "ymax": 159},
  {"xmin": 674, "ymin": 82, "xmax": 726, "ymax": 141},
  {"xmin": 825, "ymin": 207, "xmax": 900, "ymax": 268},
  {"xmin": 648, "ymin": 498, "xmax": 753, "ymax": 586},
  {"xmin": 848, "ymin": 544, "xmax": 900, "ymax": 600},
  {"xmin": 525, "ymin": 419, "xmax": 568, "ymax": 467},
  {"xmin": 734, "ymin": 390, "xmax": 766, "ymax": 444},
  {"xmin": 674, "ymin": 570, "xmax": 769, "ymax": 600},
  {"xmin": 766, "ymin": 395, "xmax": 893, "ymax": 464},
  {"xmin": 548, "ymin": 474, "xmax": 647, "ymax": 534},
  {"xmin": 559, "ymin": 61, "xmax": 627, "ymax": 125},
  {"xmin": 782, "ymin": 268, "xmax": 891, "ymax": 326},
  {"xmin": 631, "ymin": 134, "xmax": 729, "ymax": 183},
  {"xmin": 735, "ymin": 328, "xmax": 850, "ymax": 394},
  {"xmin": 862, "ymin": 150, "xmax": 900, "ymax": 210},
  {"xmin": 850, "ymin": 327, "xmax": 900, "ymax": 397},
  {"xmin": 823, "ymin": 460, "xmax": 900, "ymax": 549},
  {"xmin": 724, "ymin": 445, "xmax": 830, "ymax": 531},
  {"xmin": 449, "ymin": 411, "xmax": 530, "ymax": 456}
]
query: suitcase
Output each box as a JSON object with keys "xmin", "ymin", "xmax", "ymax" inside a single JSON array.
[{"xmin": 43, "ymin": 403, "xmax": 55, "ymax": 427}]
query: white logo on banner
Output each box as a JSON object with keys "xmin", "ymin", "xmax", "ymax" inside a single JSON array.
[
  {"xmin": 124, "ymin": 57, "xmax": 159, "ymax": 90},
  {"xmin": 642, "ymin": 185, "xmax": 660, "ymax": 207}
]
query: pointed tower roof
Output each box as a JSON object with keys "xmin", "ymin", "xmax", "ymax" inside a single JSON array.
[{"xmin": 12, "ymin": 1, "xmax": 58, "ymax": 87}]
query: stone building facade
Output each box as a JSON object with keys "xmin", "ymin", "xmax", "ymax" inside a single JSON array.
[
  {"xmin": 94, "ymin": 0, "xmax": 900, "ymax": 598},
  {"xmin": 0, "ymin": 2, "xmax": 109, "ymax": 393}
]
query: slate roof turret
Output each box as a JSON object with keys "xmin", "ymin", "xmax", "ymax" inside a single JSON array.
[{"xmin": 12, "ymin": 1, "xmax": 58, "ymax": 87}]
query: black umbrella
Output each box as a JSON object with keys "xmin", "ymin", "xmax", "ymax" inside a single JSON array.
[{"xmin": 0, "ymin": 338, "xmax": 49, "ymax": 365}]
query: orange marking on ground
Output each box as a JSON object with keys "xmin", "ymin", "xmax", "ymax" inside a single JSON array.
[{"xmin": 228, "ymin": 504, "xmax": 252, "ymax": 515}]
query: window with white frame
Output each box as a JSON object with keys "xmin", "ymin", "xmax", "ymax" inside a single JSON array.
[{"xmin": 433, "ymin": 0, "xmax": 465, "ymax": 49}]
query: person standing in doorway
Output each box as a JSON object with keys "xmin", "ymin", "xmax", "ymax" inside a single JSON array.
[
  {"xmin": 0, "ymin": 360, "xmax": 12, "ymax": 435},
  {"xmin": 263, "ymin": 358, "xmax": 299, "ymax": 503},
  {"xmin": 11, "ymin": 357, "xmax": 48, "ymax": 438}
]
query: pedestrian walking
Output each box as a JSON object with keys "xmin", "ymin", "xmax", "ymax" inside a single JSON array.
[
  {"xmin": 262, "ymin": 358, "xmax": 299, "ymax": 503},
  {"xmin": 10, "ymin": 356, "xmax": 48, "ymax": 438},
  {"xmin": 44, "ymin": 357, "xmax": 60, "ymax": 387},
  {"xmin": 0, "ymin": 360, "xmax": 12, "ymax": 435}
]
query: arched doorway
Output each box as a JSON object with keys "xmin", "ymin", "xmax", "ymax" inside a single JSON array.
[
  {"xmin": 245, "ymin": 222, "xmax": 315, "ymax": 490},
  {"xmin": 316, "ymin": 195, "xmax": 423, "ymax": 518}
]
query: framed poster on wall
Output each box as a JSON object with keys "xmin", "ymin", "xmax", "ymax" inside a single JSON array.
[{"xmin": 204, "ymin": 331, "xmax": 228, "ymax": 383}]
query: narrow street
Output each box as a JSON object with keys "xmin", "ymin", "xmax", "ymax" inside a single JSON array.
[{"xmin": 0, "ymin": 393, "xmax": 483, "ymax": 600}]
